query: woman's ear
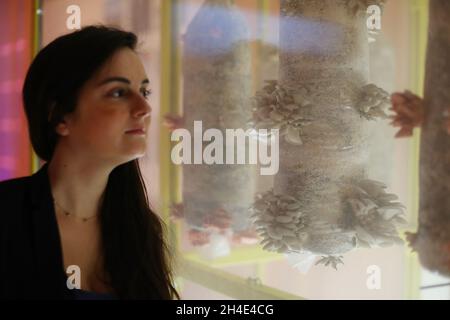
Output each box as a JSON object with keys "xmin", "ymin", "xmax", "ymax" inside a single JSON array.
[
  {"xmin": 48, "ymin": 102, "xmax": 70, "ymax": 137},
  {"xmin": 55, "ymin": 114, "xmax": 72, "ymax": 137}
]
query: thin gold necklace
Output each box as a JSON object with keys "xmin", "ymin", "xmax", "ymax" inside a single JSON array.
[{"xmin": 53, "ymin": 199, "xmax": 98, "ymax": 222}]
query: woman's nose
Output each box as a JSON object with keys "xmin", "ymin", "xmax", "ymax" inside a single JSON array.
[{"xmin": 133, "ymin": 95, "xmax": 152, "ymax": 119}]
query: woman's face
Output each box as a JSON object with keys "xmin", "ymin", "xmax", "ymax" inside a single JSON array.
[{"xmin": 57, "ymin": 48, "xmax": 152, "ymax": 165}]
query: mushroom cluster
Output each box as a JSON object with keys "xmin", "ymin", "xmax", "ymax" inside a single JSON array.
[
  {"xmin": 315, "ymin": 255, "xmax": 345, "ymax": 270},
  {"xmin": 250, "ymin": 80, "xmax": 314, "ymax": 145},
  {"xmin": 250, "ymin": 189, "xmax": 308, "ymax": 253},
  {"xmin": 354, "ymin": 84, "xmax": 390, "ymax": 120},
  {"xmin": 344, "ymin": 179, "xmax": 407, "ymax": 248}
]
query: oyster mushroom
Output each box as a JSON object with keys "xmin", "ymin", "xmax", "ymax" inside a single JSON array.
[
  {"xmin": 250, "ymin": 80, "xmax": 314, "ymax": 145},
  {"xmin": 315, "ymin": 255, "xmax": 344, "ymax": 270},
  {"xmin": 355, "ymin": 84, "xmax": 390, "ymax": 120},
  {"xmin": 343, "ymin": 179, "xmax": 406, "ymax": 248},
  {"xmin": 250, "ymin": 190, "xmax": 308, "ymax": 254}
]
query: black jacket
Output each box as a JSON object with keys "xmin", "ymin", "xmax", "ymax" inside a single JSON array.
[{"xmin": 0, "ymin": 163, "xmax": 73, "ymax": 299}]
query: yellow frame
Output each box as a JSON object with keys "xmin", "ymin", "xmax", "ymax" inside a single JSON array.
[
  {"xmin": 403, "ymin": 0, "xmax": 429, "ymax": 300},
  {"xmin": 31, "ymin": 0, "xmax": 42, "ymax": 174}
]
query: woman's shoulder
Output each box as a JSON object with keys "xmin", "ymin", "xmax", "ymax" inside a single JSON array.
[
  {"xmin": 0, "ymin": 165, "xmax": 51, "ymax": 218},
  {"xmin": 0, "ymin": 175, "xmax": 32, "ymax": 199},
  {"xmin": 0, "ymin": 175, "xmax": 35, "ymax": 223},
  {"xmin": 0, "ymin": 176, "xmax": 34, "ymax": 250}
]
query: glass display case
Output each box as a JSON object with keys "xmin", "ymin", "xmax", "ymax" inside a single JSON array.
[{"xmin": 21, "ymin": 0, "xmax": 450, "ymax": 299}]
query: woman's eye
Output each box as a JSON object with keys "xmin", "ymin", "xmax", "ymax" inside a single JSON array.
[
  {"xmin": 141, "ymin": 88, "xmax": 153, "ymax": 99},
  {"xmin": 110, "ymin": 88, "xmax": 128, "ymax": 98}
]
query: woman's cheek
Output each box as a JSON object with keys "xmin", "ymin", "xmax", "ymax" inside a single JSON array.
[{"xmin": 95, "ymin": 108, "xmax": 124, "ymax": 130}]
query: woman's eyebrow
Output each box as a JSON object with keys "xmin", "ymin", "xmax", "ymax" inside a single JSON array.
[{"xmin": 98, "ymin": 77, "xmax": 150, "ymax": 86}]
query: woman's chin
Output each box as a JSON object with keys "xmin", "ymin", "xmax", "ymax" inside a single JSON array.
[
  {"xmin": 114, "ymin": 148, "xmax": 147, "ymax": 164},
  {"xmin": 127, "ymin": 150, "xmax": 146, "ymax": 160}
]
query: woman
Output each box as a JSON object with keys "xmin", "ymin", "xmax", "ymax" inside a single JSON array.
[{"xmin": 0, "ymin": 25, "xmax": 179, "ymax": 300}]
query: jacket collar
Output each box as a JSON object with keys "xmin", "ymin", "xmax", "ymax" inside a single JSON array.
[{"xmin": 29, "ymin": 162, "xmax": 72, "ymax": 299}]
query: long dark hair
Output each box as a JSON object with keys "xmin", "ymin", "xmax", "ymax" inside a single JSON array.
[{"xmin": 22, "ymin": 25, "xmax": 179, "ymax": 299}]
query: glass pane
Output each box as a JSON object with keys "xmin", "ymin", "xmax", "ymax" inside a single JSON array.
[{"xmin": 35, "ymin": 0, "xmax": 449, "ymax": 300}]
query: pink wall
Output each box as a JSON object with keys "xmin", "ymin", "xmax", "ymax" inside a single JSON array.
[{"xmin": 0, "ymin": 0, "xmax": 33, "ymax": 180}]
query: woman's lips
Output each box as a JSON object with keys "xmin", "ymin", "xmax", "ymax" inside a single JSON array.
[{"xmin": 125, "ymin": 128, "xmax": 146, "ymax": 135}]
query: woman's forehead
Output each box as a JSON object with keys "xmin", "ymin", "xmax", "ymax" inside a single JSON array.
[{"xmin": 93, "ymin": 48, "xmax": 148, "ymax": 85}]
